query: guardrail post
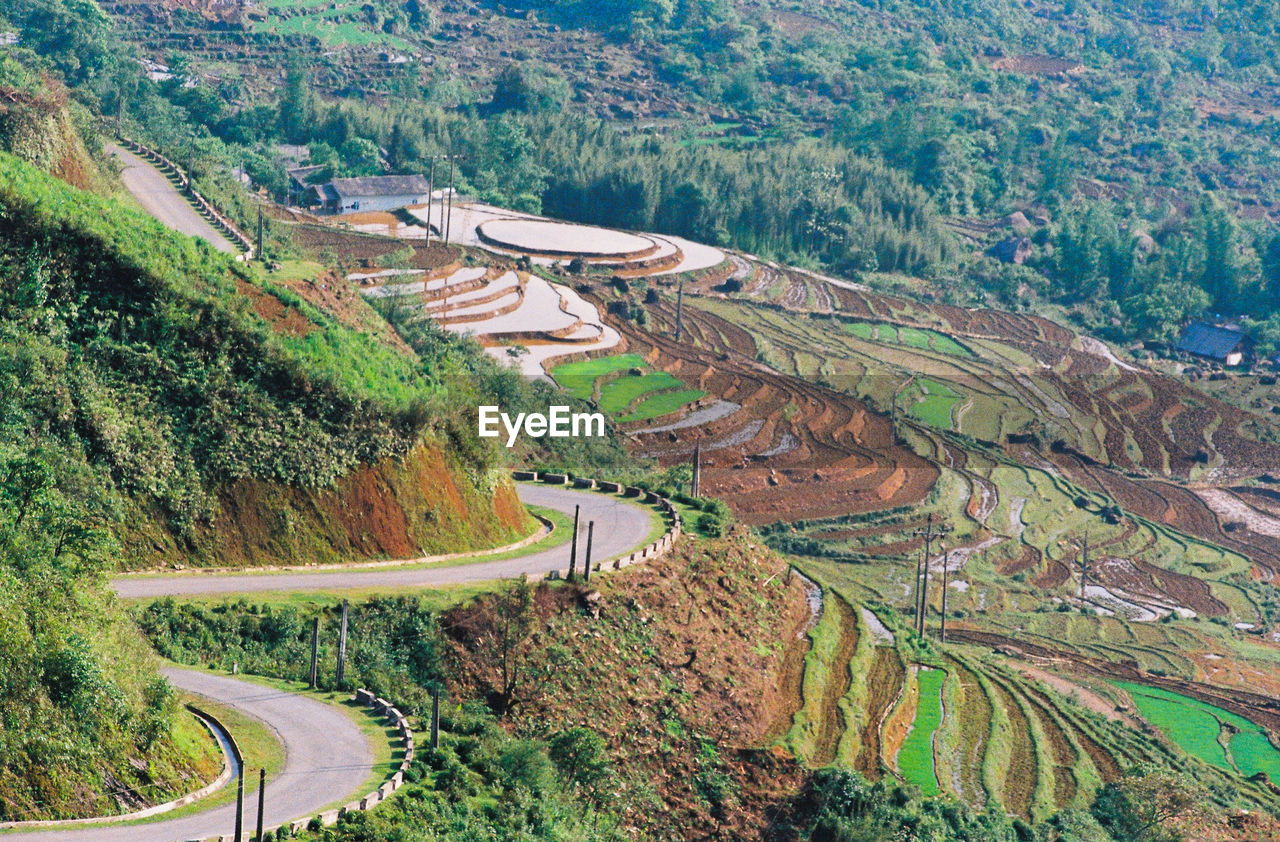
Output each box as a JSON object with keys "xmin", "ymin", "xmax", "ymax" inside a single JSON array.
[
  {"xmin": 583, "ymin": 522, "xmax": 594, "ymax": 582},
  {"xmin": 568, "ymin": 504, "xmax": 580, "ymax": 581}
]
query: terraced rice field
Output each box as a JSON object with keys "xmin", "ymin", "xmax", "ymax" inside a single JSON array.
[
  {"xmin": 909, "ymin": 378, "xmax": 963, "ymax": 428},
  {"xmin": 1116, "ymin": 681, "xmax": 1280, "ymax": 779},
  {"xmin": 846, "ymin": 321, "xmax": 974, "ymax": 357},
  {"xmin": 551, "ymin": 354, "xmax": 647, "ymax": 399},
  {"xmin": 550, "ymin": 354, "xmax": 707, "ymax": 421},
  {"xmin": 897, "ymin": 668, "xmax": 945, "ymax": 794}
]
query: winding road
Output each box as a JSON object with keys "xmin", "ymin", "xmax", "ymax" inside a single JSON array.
[
  {"xmin": 114, "ymin": 484, "xmax": 656, "ymax": 598},
  {"xmin": 107, "ymin": 143, "xmax": 235, "ymax": 253},
  {"xmin": 4, "ymin": 669, "xmax": 372, "ymax": 842},
  {"xmin": 28, "ymin": 161, "xmax": 665, "ymax": 841},
  {"xmin": 6, "ymin": 486, "xmax": 658, "ymax": 841}
]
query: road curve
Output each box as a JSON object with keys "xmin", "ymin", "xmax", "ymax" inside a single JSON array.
[
  {"xmin": 114, "ymin": 484, "xmax": 657, "ymax": 599},
  {"xmin": 4, "ymin": 669, "xmax": 373, "ymax": 842},
  {"xmin": 108, "ymin": 144, "xmax": 235, "ymax": 253}
]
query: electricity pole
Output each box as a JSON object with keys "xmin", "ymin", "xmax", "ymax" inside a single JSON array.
[
  {"xmin": 939, "ymin": 546, "xmax": 950, "ymax": 643},
  {"xmin": 910, "ymin": 514, "xmax": 950, "ymax": 636},
  {"xmin": 1079, "ymin": 531, "xmax": 1089, "ymax": 600}
]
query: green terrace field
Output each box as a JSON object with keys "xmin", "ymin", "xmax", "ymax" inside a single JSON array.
[
  {"xmin": 897, "ymin": 667, "xmax": 945, "ymax": 795},
  {"xmin": 846, "ymin": 321, "xmax": 975, "ymax": 358},
  {"xmin": 551, "ymin": 353, "xmax": 707, "ymax": 423},
  {"xmin": 1115, "ymin": 681, "xmax": 1280, "ymax": 780}
]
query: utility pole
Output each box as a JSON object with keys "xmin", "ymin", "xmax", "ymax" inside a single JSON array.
[
  {"xmin": 939, "ymin": 546, "xmax": 950, "ymax": 643},
  {"xmin": 426, "ymin": 157, "xmax": 436, "ymax": 245},
  {"xmin": 256, "ymin": 206, "xmax": 264, "ymax": 261},
  {"xmin": 568, "ymin": 504, "xmax": 580, "ymax": 580},
  {"xmin": 1079, "ymin": 531, "xmax": 1089, "ymax": 600},
  {"xmin": 445, "ymin": 153, "xmax": 456, "ymax": 244},
  {"xmin": 691, "ymin": 442, "xmax": 702, "ymax": 498},
  {"xmin": 234, "ymin": 770, "xmax": 244, "ymax": 841},
  {"xmin": 675, "ymin": 282, "xmax": 685, "ymax": 341},
  {"xmin": 910, "ymin": 514, "xmax": 950, "ymax": 636},
  {"xmin": 583, "ymin": 521, "xmax": 595, "ymax": 582},
  {"xmin": 308, "ymin": 617, "xmax": 319, "ymax": 689},
  {"xmin": 255, "ymin": 768, "xmax": 265, "ymax": 842},
  {"xmin": 336, "ymin": 599, "xmax": 349, "ymax": 686},
  {"xmin": 430, "ymin": 684, "xmax": 440, "ymax": 750}
]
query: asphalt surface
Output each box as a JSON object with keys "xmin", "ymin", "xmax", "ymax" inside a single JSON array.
[
  {"xmin": 107, "ymin": 144, "xmax": 236, "ymax": 253},
  {"xmin": 114, "ymin": 484, "xmax": 657, "ymax": 599},
  {"xmin": 4, "ymin": 668, "xmax": 373, "ymax": 842}
]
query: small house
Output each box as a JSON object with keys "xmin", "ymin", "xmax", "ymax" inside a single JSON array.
[
  {"xmin": 1175, "ymin": 321, "xmax": 1250, "ymax": 366},
  {"xmin": 312, "ymin": 175, "xmax": 431, "ymax": 215}
]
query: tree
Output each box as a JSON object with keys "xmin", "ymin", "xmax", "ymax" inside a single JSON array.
[
  {"xmin": 1091, "ymin": 765, "xmax": 1209, "ymax": 842},
  {"xmin": 278, "ymin": 55, "xmax": 317, "ymax": 144},
  {"xmin": 491, "ymin": 64, "xmax": 534, "ymax": 113}
]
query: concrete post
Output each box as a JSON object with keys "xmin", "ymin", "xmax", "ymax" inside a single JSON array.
[
  {"xmin": 309, "ymin": 617, "xmax": 319, "ymax": 689},
  {"xmin": 583, "ymin": 521, "xmax": 594, "ymax": 582},
  {"xmin": 234, "ymin": 770, "xmax": 244, "ymax": 841},
  {"xmin": 426, "ymin": 157, "xmax": 435, "ymax": 245},
  {"xmin": 939, "ymin": 547, "xmax": 949, "ymax": 643},
  {"xmin": 675, "ymin": 282, "xmax": 685, "ymax": 341},
  {"xmin": 255, "ymin": 768, "xmax": 265, "ymax": 842},
  {"xmin": 336, "ymin": 600, "xmax": 349, "ymax": 686},
  {"xmin": 445, "ymin": 155, "xmax": 455, "ymax": 244},
  {"xmin": 430, "ymin": 684, "xmax": 440, "ymax": 750},
  {"xmin": 568, "ymin": 504, "xmax": 580, "ymax": 580}
]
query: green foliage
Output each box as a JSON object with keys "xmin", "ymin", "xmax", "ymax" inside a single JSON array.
[{"xmin": 138, "ymin": 596, "xmax": 447, "ymax": 713}]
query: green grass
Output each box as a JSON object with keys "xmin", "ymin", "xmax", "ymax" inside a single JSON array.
[
  {"xmin": 1113, "ymin": 681, "xmax": 1280, "ymax": 778},
  {"xmin": 550, "ymin": 353, "xmax": 647, "ymax": 399},
  {"xmin": 618, "ymin": 388, "xmax": 708, "ymax": 423},
  {"xmin": 898, "ymin": 668, "xmax": 945, "ymax": 795},
  {"xmin": 598, "ymin": 372, "xmax": 685, "ymax": 414}
]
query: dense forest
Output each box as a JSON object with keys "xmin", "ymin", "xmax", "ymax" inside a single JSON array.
[{"xmin": 39, "ymin": 0, "xmax": 1280, "ymax": 352}]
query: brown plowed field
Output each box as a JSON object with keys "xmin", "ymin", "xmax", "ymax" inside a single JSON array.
[
  {"xmin": 614, "ymin": 299, "xmax": 939, "ymax": 524},
  {"xmin": 855, "ymin": 646, "xmax": 906, "ymax": 778},
  {"xmin": 812, "ymin": 595, "xmax": 859, "ymax": 765}
]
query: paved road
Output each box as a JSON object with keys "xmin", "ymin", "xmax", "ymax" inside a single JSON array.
[
  {"xmin": 114, "ymin": 484, "xmax": 656, "ymax": 598},
  {"xmin": 5, "ymin": 668, "xmax": 373, "ymax": 842},
  {"xmin": 108, "ymin": 144, "xmax": 235, "ymax": 253}
]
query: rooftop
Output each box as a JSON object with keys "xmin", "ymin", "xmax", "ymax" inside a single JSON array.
[
  {"xmin": 1175, "ymin": 321, "xmax": 1247, "ymax": 360},
  {"xmin": 327, "ymin": 175, "xmax": 430, "ymax": 199}
]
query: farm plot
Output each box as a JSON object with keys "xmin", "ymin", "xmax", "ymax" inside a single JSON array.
[
  {"xmin": 550, "ymin": 354, "xmax": 707, "ymax": 422},
  {"xmin": 550, "ymin": 353, "xmax": 647, "ymax": 399},
  {"xmin": 845, "ymin": 321, "xmax": 974, "ymax": 358},
  {"xmin": 909, "ymin": 378, "xmax": 964, "ymax": 429},
  {"xmin": 1115, "ymin": 681, "xmax": 1280, "ymax": 780},
  {"xmin": 897, "ymin": 667, "xmax": 945, "ymax": 794}
]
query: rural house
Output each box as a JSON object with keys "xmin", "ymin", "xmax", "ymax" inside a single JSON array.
[
  {"xmin": 311, "ymin": 174, "xmax": 432, "ymax": 215},
  {"xmin": 1175, "ymin": 321, "xmax": 1250, "ymax": 366}
]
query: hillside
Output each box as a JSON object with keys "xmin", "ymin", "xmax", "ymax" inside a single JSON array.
[{"xmin": 0, "ymin": 72, "xmax": 542, "ymax": 818}]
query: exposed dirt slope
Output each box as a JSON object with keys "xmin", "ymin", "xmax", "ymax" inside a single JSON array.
[
  {"xmin": 445, "ymin": 528, "xmax": 811, "ymax": 841},
  {"xmin": 122, "ymin": 442, "xmax": 532, "ymax": 569}
]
